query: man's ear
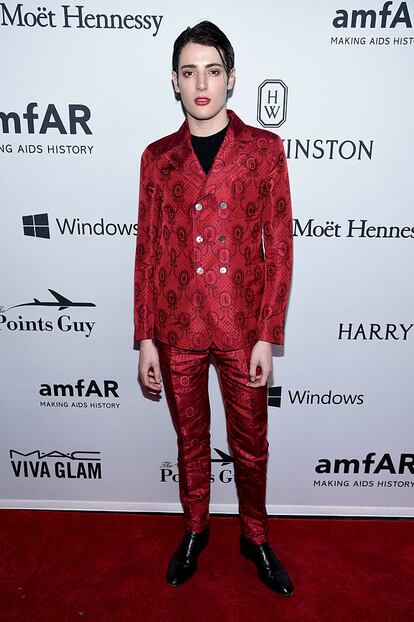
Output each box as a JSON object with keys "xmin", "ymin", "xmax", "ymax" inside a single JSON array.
[
  {"xmin": 171, "ymin": 71, "xmax": 180, "ymax": 94},
  {"xmin": 227, "ymin": 67, "xmax": 236, "ymax": 91}
]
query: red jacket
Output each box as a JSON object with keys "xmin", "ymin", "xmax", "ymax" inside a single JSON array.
[{"xmin": 134, "ymin": 109, "xmax": 293, "ymax": 351}]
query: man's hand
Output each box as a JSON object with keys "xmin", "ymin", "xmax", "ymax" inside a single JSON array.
[
  {"xmin": 138, "ymin": 339, "xmax": 163, "ymax": 393},
  {"xmin": 246, "ymin": 340, "xmax": 273, "ymax": 387}
]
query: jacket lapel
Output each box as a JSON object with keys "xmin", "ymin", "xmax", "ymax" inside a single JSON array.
[{"xmin": 165, "ymin": 109, "xmax": 255, "ymax": 199}]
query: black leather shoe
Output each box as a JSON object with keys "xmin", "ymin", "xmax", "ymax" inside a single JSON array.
[
  {"xmin": 240, "ymin": 534, "xmax": 294, "ymax": 596},
  {"xmin": 166, "ymin": 526, "xmax": 210, "ymax": 586}
]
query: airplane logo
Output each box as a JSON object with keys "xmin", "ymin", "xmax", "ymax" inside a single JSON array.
[
  {"xmin": 4, "ymin": 289, "xmax": 96, "ymax": 312},
  {"xmin": 211, "ymin": 448, "xmax": 233, "ymax": 466}
]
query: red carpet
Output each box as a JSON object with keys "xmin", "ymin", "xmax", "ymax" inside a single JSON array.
[{"xmin": 1, "ymin": 510, "xmax": 413, "ymax": 621}]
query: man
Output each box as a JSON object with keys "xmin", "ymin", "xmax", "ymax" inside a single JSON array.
[{"xmin": 134, "ymin": 21, "xmax": 294, "ymax": 596}]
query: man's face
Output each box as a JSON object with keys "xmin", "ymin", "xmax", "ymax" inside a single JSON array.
[{"xmin": 172, "ymin": 42, "xmax": 235, "ymax": 122}]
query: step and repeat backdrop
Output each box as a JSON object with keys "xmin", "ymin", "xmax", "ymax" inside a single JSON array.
[{"xmin": 1, "ymin": 1, "xmax": 413, "ymax": 516}]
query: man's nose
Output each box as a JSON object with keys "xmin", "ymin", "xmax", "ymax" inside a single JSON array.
[{"xmin": 196, "ymin": 72, "xmax": 207, "ymax": 91}]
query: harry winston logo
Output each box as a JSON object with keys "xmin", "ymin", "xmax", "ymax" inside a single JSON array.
[{"xmin": 257, "ymin": 79, "xmax": 288, "ymax": 128}]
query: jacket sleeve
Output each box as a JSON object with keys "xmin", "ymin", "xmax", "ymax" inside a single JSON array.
[
  {"xmin": 256, "ymin": 135, "xmax": 293, "ymax": 346},
  {"xmin": 133, "ymin": 146, "xmax": 162, "ymax": 345}
]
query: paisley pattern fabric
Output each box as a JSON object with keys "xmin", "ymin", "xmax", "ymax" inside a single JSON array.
[
  {"xmin": 134, "ymin": 109, "xmax": 293, "ymax": 351},
  {"xmin": 157, "ymin": 338, "xmax": 269, "ymax": 544}
]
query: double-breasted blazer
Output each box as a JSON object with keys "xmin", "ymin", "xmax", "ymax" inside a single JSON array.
[{"xmin": 133, "ymin": 109, "xmax": 293, "ymax": 351}]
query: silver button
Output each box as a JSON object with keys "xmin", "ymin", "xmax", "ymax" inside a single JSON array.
[
  {"xmin": 195, "ymin": 202, "xmax": 203, "ymax": 211},
  {"xmin": 219, "ymin": 266, "xmax": 227, "ymax": 274},
  {"xmin": 196, "ymin": 235, "xmax": 204, "ymax": 243},
  {"xmin": 219, "ymin": 235, "xmax": 226, "ymax": 243},
  {"xmin": 220, "ymin": 201, "xmax": 227, "ymax": 209},
  {"xmin": 196, "ymin": 266, "xmax": 204, "ymax": 275}
]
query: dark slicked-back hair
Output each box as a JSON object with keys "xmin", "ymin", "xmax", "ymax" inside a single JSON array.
[{"xmin": 172, "ymin": 20, "xmax": 235, "ymax": 78}]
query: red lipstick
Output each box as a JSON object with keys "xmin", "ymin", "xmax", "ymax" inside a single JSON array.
[{"xmin": 194, "ymin": 97, "xmax": 211, "ymax": 106}]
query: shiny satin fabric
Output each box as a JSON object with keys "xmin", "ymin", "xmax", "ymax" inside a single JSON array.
[
  {"xmin": 133, "ymin": 109, "xmax": 293, "ymax": 351},
  {"xmin": 157, "ymin": 338, "xmax": 270, "ymax": 545}
]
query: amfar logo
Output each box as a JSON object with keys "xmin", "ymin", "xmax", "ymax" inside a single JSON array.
[
  {"xmin": 0, "ymin": 4, "xmax": 163, "ymax": 36},
  {"xmin": 0, "ymin": 102, "xmax": 92, "ymax": 135},
  {"xmin": 40, "ymin": 379, "xmax": 119, "ymax": 398},
  {"xmin": 22, "ymin": 213, "xmax": 137, "ymax": 238},
  {"xmin": 161, "ymin": 448, "xmax": 235, "ymax": 484},
  {"xmin": 332, "ymin": 2, "xmax": 412, "ymax": 28},
  {"xmin": 257, "ymin": 80, "xmax": 288, "ymax": 128},
  {"xmin": 315, "ymin": 452, "xmax": 414, "ymax": 475},
  {"xmin": 0, "ymin": 289, "xmax": 96, "ymax": 338},
  {"xmin": 39, "ymin": 378, "xmax": 121, "ymax": 410},
  {"xmin": 313, "ymin": 452, "xmax": 414, "ymax": 488},
  {"xmin": 9, "ymin": 449, "xmax": 102, "ymax": 479},
  {"xmin": 269, "ymin": 386, "xmax": 364, "ymax": 407},
  {"xmin": 338, "ymin": 323, "xmax": 413, "ymax": 340}
]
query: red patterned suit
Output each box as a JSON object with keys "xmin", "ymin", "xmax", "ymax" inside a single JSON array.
[{"xmin": 134, "ymin": 109, "xmax": 293, "ymax": 543}]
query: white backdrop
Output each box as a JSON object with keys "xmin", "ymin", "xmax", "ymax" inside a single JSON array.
[{"xmin": 1, "ymin": 0, "xmax": 413, "ymax": 516}]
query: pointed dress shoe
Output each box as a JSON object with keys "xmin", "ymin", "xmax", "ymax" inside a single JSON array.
[
  {"xmin": 166, "ymin": 526, "xmax": 210, "ymax": 586},
  {"xmin": 240, "ymin": 534, "xmax": 294, "ymax": 596}
]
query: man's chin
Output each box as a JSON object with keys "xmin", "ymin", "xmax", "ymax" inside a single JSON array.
[{"xmin": 186, "ymin": 104, "xmax": 224, "ymax": 122}]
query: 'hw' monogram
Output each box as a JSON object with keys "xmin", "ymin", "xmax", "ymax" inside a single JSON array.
[{"xmin": 257, "ymin": 79, "xmax": 288, "ymax": 128}]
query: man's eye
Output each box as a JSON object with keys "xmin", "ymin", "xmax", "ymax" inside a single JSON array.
[
  {"xmin": 183, "ymin": 71, "xmax": 193, "ymax": 77},
  {"xmin": 210, "ymin": 69, "xmax": 220, "ymax": 76}
]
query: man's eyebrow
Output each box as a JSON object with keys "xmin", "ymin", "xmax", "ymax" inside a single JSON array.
[{"xmin": 179, "ymin": 62, "xmax": 224, "ymax": 69}]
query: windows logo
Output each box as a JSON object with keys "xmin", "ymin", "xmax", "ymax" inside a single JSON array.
[
  {"xmin": 268, "ymin": 386, "xmax": 282, "ymax": 408},
  {"xmin": 22, "ymin": 213, "xmax": 50, "ymax": 239}
]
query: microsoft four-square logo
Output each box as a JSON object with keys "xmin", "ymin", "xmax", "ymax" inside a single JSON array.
[
  {"xmin": 22, "ymin": 213, "xmax": 50, "ymax": 239},
  {"xmin": 268, "ymin": 386, "xmax": 282, "ymax": 408}
]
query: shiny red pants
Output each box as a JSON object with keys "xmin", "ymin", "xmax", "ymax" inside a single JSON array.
[{"xmin": 157, "ymin": 339, "xmax": 270, "ymax": 545}]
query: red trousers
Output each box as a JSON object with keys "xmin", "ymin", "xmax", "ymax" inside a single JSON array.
[{"xmin": 157, "ymin": 339, "xmax": 270, "ymax": 545}]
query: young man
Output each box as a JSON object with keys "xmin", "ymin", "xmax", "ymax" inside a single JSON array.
[{"xmin": 134, "ymin": 21, "xmax": 294, "ymax": 595}]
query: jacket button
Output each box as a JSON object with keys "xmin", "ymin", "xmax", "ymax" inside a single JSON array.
[
  {"xmin": 196, "ymin": 235, "xmax": 204, "ymax": 243},
  {"xmin": 220, "ymin": 201, "xmax": 227, "ymax": 209},
  {"xmin": 219, "ymin": 235, "xmax": 226, "ymax": 243},
  {"xmin": 219, "ymin": 266, "xmax": 227, "ymax": 274},
  {"xmin": 196, "ymin": 266, "xmax": 204, "ymax": 274},
  {"xmin": 195, "ymin": 202, "xmax": 203, "ymax": 211}
]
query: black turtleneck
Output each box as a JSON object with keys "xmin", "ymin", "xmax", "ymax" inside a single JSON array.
[{"xmin": 191, "ymin": 121, "xmax": 229, "ymax": 174}]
